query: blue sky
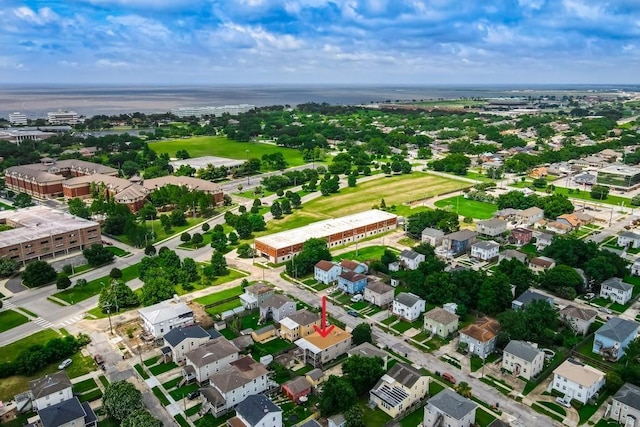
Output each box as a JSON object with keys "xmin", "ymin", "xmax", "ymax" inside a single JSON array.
[{"xmin": 1, "ymin": 0, "xmax": 639, "ymax": 84}]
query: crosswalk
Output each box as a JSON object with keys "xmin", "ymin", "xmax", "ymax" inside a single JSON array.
[
  {"xmin": 56, "ymin": 315, "xmax": 84, "ymax": 328},
  {"xmin": 2, "ymin": 301, "xmax": 16, "ymax": 310},
  {"xmin": 33, "ymin": 317, "xmax": 54, "ymax": 329}
]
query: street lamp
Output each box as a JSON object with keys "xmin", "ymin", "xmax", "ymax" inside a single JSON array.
[{"xmin": 245, "ymin": 150, "xmax": 250, "ymax": 185}]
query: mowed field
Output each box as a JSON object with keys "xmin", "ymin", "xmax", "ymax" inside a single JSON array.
[
  {"xmin": 148, "ymin": 136, "xmax": 306, "ymax": 166},
  {"xmin": 434, "ymin": 196, "xmax": 498, "ymax": 219},
  {"xmin": 257, "ymin": 173, "xmax": 467, "ymax": 236}
]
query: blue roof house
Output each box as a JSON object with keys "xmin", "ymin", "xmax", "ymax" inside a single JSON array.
[
  {"xmin": 337, "ymin": 271, "xmax": 368, "ymax": 294},
  {"xmin": 593, "ymin": 317, "xmax": 640, "ymax": 362}
]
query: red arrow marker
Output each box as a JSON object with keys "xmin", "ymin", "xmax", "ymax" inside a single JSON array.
[{"xmin": 314, "ymin": 295, "xmax": 335, "ymax": 338}]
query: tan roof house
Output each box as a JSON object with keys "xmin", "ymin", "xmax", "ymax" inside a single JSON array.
[
  {"xmin": 295, "ymin": 326, "xmax": 352, "ymax": 368},
  {"xmin": 551, "ymin": 359, "xmax": 605, "ymax": 404},
  {"xmin": 529, "ymin": 256, "xmax": 556, "ymax": 273},
  {"xmin": 459, "ymin": 317, "xmax": 500, "ymax": 359},
  {"xmin": 424, "ymin": 307, "xmax": 459, "ymax": 339}
]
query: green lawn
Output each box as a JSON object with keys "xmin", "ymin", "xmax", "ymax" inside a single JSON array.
[
  {"xmin": 537, "ymin": 401, "xmax": 567, "ymax": 416},
  {"xmin": 134, "ymin": 364, "xmax": 150, "ymax": 379},
  {"xmin": 54, "ymin": 263, "xmax": 140, "ymax": 304},
  {"xmin": 99, "ymin": 375, "xmax": 109, "ymax": 387},
  {"xmin": 176, "ymin": 269, "xmax": 247, "ymax": 296},
  {"xmin": 475, "ymin": 408, "xmax": 497, "ymax": 427},
  {"xmin": 194, "ymin": 286, "xmax": 244, "ymax": 305},
  {"xmin": 553, "ymin": 186, "xmax": 632, "ymax": 207},
  {"xmin": 206, "ymin": 300, "xmax": 242, "ymax": 317},
  {"xmin": 0, "ymin": 310, "xmax": 29, "ymax": 333},
  {"xmin": 255, "ymin": 172, "xmax": 467, "ymax": 236},
  {"xmin": 149, "ymin": 361, "xmax": 179, "ymax": 376},
  {"xmin": 105, "ymin": 246, "xmax": 130, "ymax": 257},
  {"xmin": 400, "ymin": 406, "xmax": 424, "ymax": 427},
  {"xmin": 72, "ymin": 378, "xmax": 99, "ymax": 394},
  {"xmin": 334, "ymin": 245, "xmax": 389, "ymax": 263},
  {"xmin": 169, "ymin": 383, "xmax": 199, "ymax": 401},
  {"xmin": 148, "ymin": 136, "xmax": 306, "ymax": 167},
  {"xmin": 434, "ymin": 196, "xmax": 498, "ymax": 219},
  {"xmin": 175, "ymin": 414, "xmax": 189, "ymax": 427},
  {"xmin": 151, "ymin": 386, "xmax": 171, "ymax": 406},
  {"xmin": 0, "ymin": 328, "xmax": 62, "ymax": 364},
  {"xmin": 251, "ymin": 338, "xmax": 294, "ymax": 359}
]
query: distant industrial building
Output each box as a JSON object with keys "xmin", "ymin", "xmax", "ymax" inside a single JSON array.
[
  {"xmin": 170, "ymin": 156, "xmax": 245, "ymax": 171},
  {"xmin": 254, "ymin": 210, "xmax": 398, "ymax": 264},
  {"xmin": 0, "ymin": 206, "xmax": 101, "ymax": 264},
  {"xmin": 171, "ymin": 104, "xmax": 255, "ymax": 118},
  {"xmin": 0, "ymin": 128, "xmax": 56, "ymax": 145},
  {"xmin": 597, "ymin": 165, "xmax": 640, "ymax": 190},
  {"xmin": 47, "ymin": 110, "xmax": 80, "ymax": 125},
  {"xmin": 8, "ymin": 112, "xmax": 27, "ymax": 126}
]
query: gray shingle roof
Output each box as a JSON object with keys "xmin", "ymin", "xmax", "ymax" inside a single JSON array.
[
  {"xmin": 472, "ymin": 240, "xmax": 499, "ymax": 250},
  {"xmin": 620, "ymin": 231, "xmax": 640, "ymax": 239},
  {"xmin": 596, "ymin": 317, "xmax": 640, "ymax": 342},
  {"xmin": 400, "ymin": 249, "xmax": 423, "ymax": 260},
  {"xmin": 185, "ymin": 337, "xmax": 239, "ymax": 368},
  {"xmin": 425, "ymin": 307, "xmax": 459, "ymax": 325},
  {"xmin": 38, "ymin": 397, "xmax": 86, "ymax": 427},
  {"xmin": 422, "ymin": 227, "xmax": 445, "ymax": 238},
  {"xmin": 286, "ymin": 309, "xmax": 320, "ymax": 326},
  {"xmin": 613, "ymin": 383, "xmax": 640, "ymax": 411},
  {"xmin": 514, "ymin": 290, "xmax": 552, "ymax": 305},
  {"xmin": 348, "ymin": 342, "xmax": 388, "ymax": 360},
  {"xmin": 260, "ymin": 294, "xmax": 294, "ymax": 309},
  {"xmin": 366, "ymin": 281, "xmax": 394, "ymax": 295},
  {"xmin": 478, "ymin": 218, "xmax": 507, "ymax": 228},
  {"xmin": 602, "ymin": 277, "xmax": 633, "ymax": 292},
  {"xmin": 29, "ymin": 372, "xmax": 72, "ymax": 399},
  {"xmin": 394, "ymin": 292, "xmax": 423, "ymax": 308},
  {"xmin": 164, "ymin": 325, "xmax": 211, "ymax": 347},
  {"xmin": 385, "ymin": 363, "xmax": 424, "ymax": 388},
  {"xmin": 560, "ymin": 305, "xmax": 597, "ymax": 322},
  {"xmin": 504, "ymin": 340, "xmax": 542, "ymax": 363},
  {"xmin": 427, "ymin": 389, "xmax": 477, "ymax": 420},
  {"xmin": 235, "ymin": 394, "xmax": 281, "ymax": 425},
  {"xmin": 444, "ymin": 229, "xmax": 478, "ymax": 241}
]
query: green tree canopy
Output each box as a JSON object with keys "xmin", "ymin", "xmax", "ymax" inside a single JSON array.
[
  {"xmin": 22, "ymin": 260, "xmax": 57, "ymax": 287},
  {"xmin": 319, "ymin": 375, "xmax": 357, "ymax": 417},
  {"xmin": 103, "ymin": 381, "xmax": 144, "ymax": 422},
  {"xmin": 352, "ymin": 323, "xmax": 373, "ymax": 346},
  {"xmin": 286, "ymin": 238, "xmax": 332, "ymax": 277}
]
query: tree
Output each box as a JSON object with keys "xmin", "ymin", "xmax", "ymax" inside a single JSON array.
[
  {"xmin": 455, "ymin": 381, "xmax": 473, "ymax": 398},
  {"xmin": 495, "ymin": 258, "xmax": 538, "ymax": 297},
  {"xmin": 210, "ymin": 231, "xmax": 227, "ymax": 251},
  {"xmin": 83, "ymin": 244, "xmax": 115, "ymax": 267},
  {"xmin": 191, "ymin": 233, "xmax": 204, "ymax": 246},
  {"xmin": 541, "ymin": 265, "xmax": 583, "ymax": 296},
  {"xmin": 237, "ymin": 243, "xmax": 253, "ymax": 258},
  {"xmin": 68, "ymin": 198, "xmax": 91, "ymax": 219},
  {"xmin": 170, "ymin": 209, "xmax": 187, "ymax": 226},
  {"xmin": 110, "ymin": 268, "xmax": 122, "ymax": 280},
  {"xmin": 319, "ymin": 375, "xmax": 357, "ymax": 417},
  {"xmin": 140, "ymin": 273, "xmax": 175, "ymax": 306},
  {"xmin": 144, "ymin": 244, "xmax": 156, "ymax": 256},
  {"xmin": 0, "ymin": 258, "xmax": 19, "ymax": 277},
  {"xmin": 235, "ymin": 214, "xmax": 253, "ymax": 239},
  {"xmin": 103, "ymin": 381, "xmax": 144, "ymax": 422},
  {"xmin": 99, "ymin": 281, "xmax": 139, "ymax": 312},
  {"xmin": 342, "ymin": 356, "xmax": 385, "ymax": 395},
  {"xmin": 182, "ymin": 258, "xmax": 199, "ymax": 283},
  {"xmin": 210, "ymin": 251, "xmax": 228, "ymax": 277},
  {"xmin": 286, "ymin": 238, "xmax": 332, "ymax": 277},
  {"xmin": 180, "ymin": 232, "xmax": 191, "ymax": 243},
  {"xmin": 352, "ymin": 323, "xmax": 372, "ymax": 346},
  {"xmin": 270, "ymin": 201, "xmax": 283, "ymax": 219},
  {"xmin": 121, "ymin": 409, "xmax": 162, "ymax": 427},
  {"xmin": 348, "ymin": 173, "xmax": 357, "ymax": 187},
  {"xmin": 289, "ymin": 192, "xmax": 302, "ymax": 208},
  {"xmin": 280, "ymin": 198, "xmax": 292, "ymax": 215},
  {"xmin": 591, "ymin": 185, "xmax": 610, "ymax": 200},
  {"xmin": 201, "ymin": 222, "xmax": 210, "ymax": 232},
  {"xmin": 56, "ymin": 274, "xmax": 71, "ymax": 290},
  {"xmin": 13, "ymin": 192, "xmax": 34, "ymax": 208},
  {"xmin": 75, "ymin": 278, "xmax": 87, "ymax": 288},
  {"xmin": 227, "ymin": 232, "xmax": 238, "ymax": 245},
  {"xmin": 477, "ymin": 273, "xmax": 513, "ymax": 315},
  {"xmin": 22, "ymin": 260, "xmax": 57, "ymax": 287},
  {"xmin": 344, "ymin": 405, "xmax": 365, "ymax": 427}
]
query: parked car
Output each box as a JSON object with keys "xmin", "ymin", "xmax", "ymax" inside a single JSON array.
[
  {"xmin": 347, "ymin": 310, "xmax": 359, "ymax": 317},
  {"xmin": 58, "ymin": 358, "xmax": 72, "ymax": 370},
  {"xmin": 599, "ymin": 307, "xmax": 612, "ymax": 314},
  {"xmin": 556, "ymin": 396, "xmax": 571, "ymax": 408},
  {"xmin": 441, "ymin": 372, "xmax": 456, "ymax": 384},
  {"xmin": 585, "ymin": 293, "xmax": 595, "ymax": 300},
  {"xmin": 187, "ymin": 391, "xmax": 200, "ymax": 400},
  {"xmin": 350, "ymin": 294, "xmax": 363, "ymax": 303}
]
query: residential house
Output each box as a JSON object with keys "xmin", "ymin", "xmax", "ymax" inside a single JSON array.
[
  {"xmin": 551, "ymin": 359, "xmax": 605, "ymax": 404},
  {"xmin": 529, "ymin": 256, "xmax": 556, "ymax": 273},
  {"xmin": 298, "ymin": 421, "xmax": 322, "ymax": 427},
  {"xmin": 392, "ymin": 292, "xmax": 426, "ymax": 322},
  {"xmin": 228, "ymin": 394, "xmax": 282, "ymax": 427},
  {"xmin": 183, "ymin": 337, "xmax": 240, "ymax": 384},
  {"xmin": 560, "ymin": 305, "xmax": 598, "ymax": 336},
  {"xmin": 314, "ymin": 260, "xmax": 341, "ymax": 285},
  {"xmin": 633, "ymin": 258, "xmax": 640, "ymax": 276},
  {"xmin": 557, "ymin": 213, "xmax": 582, "ymax": 230},
  {"xmin": 138, "ymin": 297, "xmax": 194, "ymax": 338},
  {"xmin": 546, "ymin": 221, "xmax": 572, "ymax": 235},
  {"xmin": 593, "ymin": 317, "xmax": 640, "ymax": 362},
  {"xmin": 259, "ymin": 294, "xmax": 297, "ymax": 323},
  {"xmin": 609, "ymin": 383, "xmax": 640, "ymax": 426},
  {"xmin": 348, "ymin": 342, "xmax": 389, "ymax": 369},
  {"xmin": 36, "ymin": 397, "xmax": 97, "ymax": 427},
  {"xmin": 600, "ymin": 277, "xmax": 634, "ymax": 305},
  {"xmin": 240, "ymin": 282, "xmax": 274, "ymax": 309},
  {"xmin": 618, "ymin": 231, "xmax": 640, "ymax": 249},
  {"xmin": 494, "ymin": 208, "xmax": 519, "ymax": 221},
  {"xmin": 512, "ymin": 290, "xmax": 554, "ymax": 311},
  {"xmin": 573, "ymin": 172, "xmax": 597, "ymax": 186},
  {"xmin": 599, "ymin": 148, "xmax": 620, "ymax": 161},
  {"xmin": 327, "ymin": 414, "xmax": 346, "ymax": 427},
  {"xmin": 282, "ymin": 376, "xmax": 312, "ymax": 402},
  {"xmin": 476, "ymin": 219, "xmax": 507, "ymax": 237},
  {"xmin": 422, "ymin": 227, "xmax": 445, "ymax": 247},
  {"xmin": 423, "ymin": 389, "xmax": 477, "ymax": 427},
  {"xmin": 337, "ymin": 271, "xmax": 368, "ymax": 294},
  {"xmin": 398, "ymin": 249, "xmax": 426, "ymax": 270},
  {"xmin": 470, "ymin": 241, "xmax": 500, "ymax": 261},
  {"xmin": 574, "ymin": 212, "xmax": 594, "ymax": 225},
  {"xmin": 364, "ymin": 281, "xmax": 395, "ymax": 308},
  {"xmin": 529, "ymin": 167, "xmax": 548, "ymax": 178},
  {"xmin": 536, "ymin": 233, "xmax": 554, "ymax": 250},
  {"xmin": 442, "ymin": 230, "xmax": 478, "ymax": 256},
  {"xmin": 339, "ymin": 259, "xmax": 368, "ymax": 274},
  {"xmin": 201, "ymin": 356, "xmax": 270, "ymax": 417},
  {"xmin": 424, "ymin": 307, "xmax": 459, "ymax": 338},
  {"xmin": 280, "ymin": 309, "xmax": 321, "ymax": 342},
  {"xmin": 369, "ymin": 363, "xmax": 429, "ymax": 418},
  {"xmin": 251, "ymin": 325, "xmax": 277, "ymax": 344},
  {"xmin": 294, "ymin": 326, "xmax": 352, "ymax": 368},
  {"xmin": 459, "ymin": 317, "xmax": 500, "ymax": 358},
  {"xmin": 518, "ymin": 207, "xmax": 544, "ymax": 225},
  {"xmin": 502, "ymin": 340, "xmax": 545, "ymax": 380},
  {"xmin": 498, "ymin": 249, "xmax": 528, "ymax": 264},
  {"xmin": 162, "ymin": 324, "xmax": 216, "ymax": 363},
  {"xmin": 29, "ymin": 371, "xmax": 73, "ymax": 410},
  {"xmin": 305, "ymin": 368, "xmax": 325, "ymax": 388},
  {"xmin": 510, "ymin": 228, "xmax": 533, "ymax": 245}
]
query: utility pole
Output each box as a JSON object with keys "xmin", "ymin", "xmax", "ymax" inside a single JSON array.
[{"xmin": 246, "ymin": 150, "xmax": 250, "ymax": 185}]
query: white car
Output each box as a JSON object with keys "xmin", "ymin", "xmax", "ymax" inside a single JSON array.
[
  {"xmin": 556, "ymin": 396, "xmax": 571, "ymax": 408},
  {"xmin": 58, "ymin": 358, "xmax": 72, "ymax": 370}
]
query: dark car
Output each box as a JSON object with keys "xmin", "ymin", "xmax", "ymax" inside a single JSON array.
[
  {"xmin": 187, "ymin": 391, "xmax": 200, "ymax": 400},
  {"xmin": 347, "ymin": 310, "xmax": 359, "ymax": 317}
]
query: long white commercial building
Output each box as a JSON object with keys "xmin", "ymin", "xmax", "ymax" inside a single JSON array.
[
  {"xmin": 254, "ymin": 210, "xmax": 398, "ymax": 264},
  {"xmin": 170, "ymin": 104, "xmax": 255, "ymax": 118}
]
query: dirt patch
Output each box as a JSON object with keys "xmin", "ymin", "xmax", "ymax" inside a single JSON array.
[
  {"xmin": 190, "ymin": 301, "xmax": 214, "ymax": 329},
  {"xmin": 115, "ymin": 320, "xmax": 154, "ymax": 355}
]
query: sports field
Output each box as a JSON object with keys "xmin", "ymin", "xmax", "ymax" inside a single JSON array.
[
  {"xmin": 434, "ymin": 196, "xmax": 498, "ymax": 219},
  {"xmin": 257, "ymin": 173, "xmax": 467, "ymax": 235},
  {"xmin": 148, "ymin": 136, "xmax": 306, "ymax": 166}
]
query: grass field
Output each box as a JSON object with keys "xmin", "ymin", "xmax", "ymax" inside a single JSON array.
[
  {"xmin": 256, "ymin": 173, "xmax": 466, "ymax": 236},
  {"xmin": 148, "ymin": 136, "xmax": 306, "ymax": 167},
  {"xmin": 433, "ymin": 196, "xmax": 498, "ymax": 219},
  {"xmin": 0, "ymin": 328, "xmax": 62, "ymax": 364},
  {"xmin": 0, "ymin": 310, "xmax": 29, "ymax": 333},
  {"xmin": 334, "ymin": 245, "xmax": 390, "ymax": 263},
  {"xmin": 54, "ymin": 263, "xmax": 140, "ymax": 304},
  {"xmin": 106, "ymin": 246, "xmax": 130, "ymax": 257},
  {"xmin": 193, "ymin": 286, "xmax": 244, "ymax": 306}
]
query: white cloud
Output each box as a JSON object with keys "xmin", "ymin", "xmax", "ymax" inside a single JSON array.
[
  {"xmin": 106, "ymin": 15, "xmax": 170, "ymax": 39},
  {"xmin": 12, "ymin": 6, "xmax": 60, "ymax": 25},
  {"xmin": 562, "ymin": 0, "xmax": 604, "ymax": 20},
  {"xmin": 96, "ymin": 59, "xmax": 130, "ymax": 68}
]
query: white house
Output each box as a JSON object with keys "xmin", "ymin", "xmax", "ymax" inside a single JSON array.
[
  {"xmin": 600, "ymin": 277, "xmax": 634, "ymax": 305},
  {"xmin": 392, "ymin": 292, "xmax": 426, "ymax": 322},
  {"xmin": 609, "ymin": 383, "xmax": 640, "ymax": 426},
  {"xmin": 229, "ymin": 394, "xmax": 283, "ymax": 427},
  {"xmin": 239, "ymin": 282, "xmax": 274, "ymax": 309},
  {"xmin": 459, "ymin": 317, "xmax": 500, "ymax": 359},
  {"xmin": 551, "ymin": 359, "xmax": 605, "ymax": 404},
  {"xmin": 259, "ymin": 294, "xmax": 297, "ymax": 322},
  {"xmin": 295, "ymin": 326, "xmax": 352, "ymax": 368},
  {"xmin": 536, "ymin": 232, "xmax": 554, "ymax": 250},
  {"xmin": 423, "ymin": 389, "xmax": 477, "ymax": 427},
  {"xmin": 470, "ymin": 241, "xmax": 500, "ymax": 261},
  {"xmin": 618, "ymin": 231, "xmax": 640, "ymax": 249},
  {"xmin": 560, "ymin": 305, "xmax": 598, "ymax": 336},
  {"xmin": 183, "ymin": 337, "xmax": 240, "ymax": 384},
  {"xmin": 398, "ymin": 249, "xmax": 425, "ymax": 270},
  {"xmin": 29, "ymin": 371, "xmax": 73, "ymax": 410},
  {"xmin": 502, "ymin": 340, "xmax": 545, "ymax": 381},
  {"xmin": 364, "ymin": 281, "xmax": 395, "ymax": 307},
  {"xmin": 476, "ymin": 218, "xmax": 507, "ymax": 237},
  {"xmin": 632, "ymin": 258, "xmax": 640, "ymax": 276},
  {"xmin": 517, "ymin": 207, "xmax": 544, "ymax": 225},
  {"xmin": 314, "ymin": 260, "xmax": 341, "ymax": 285},
  {"xmin": 37, "ymin": 397, "xmax": 97, "ymax": 427},
  {"xmin": 138, "ymin": 297, "xmax": 194, "ymax": 338},
  {"xmin": 163, "ymin": 325, "xmax": 217, "ymax": 363}
]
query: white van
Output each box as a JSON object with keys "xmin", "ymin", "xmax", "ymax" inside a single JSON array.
[{"xmin": 350, "ymin": 294, "xmax": 363, "ymax": 303}]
